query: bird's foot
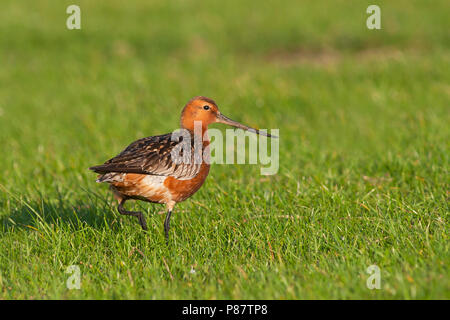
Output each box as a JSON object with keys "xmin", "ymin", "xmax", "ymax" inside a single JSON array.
[{"xmin": 118, "ymin": 201, "xmax": 148, "ymax": 231}]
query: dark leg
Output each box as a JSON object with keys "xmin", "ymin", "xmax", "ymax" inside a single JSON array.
[
  {"xmin": 164, "ymin": 210, "xmax": 172, "ymax": 242},
  {"xmin": 117, "ymin": 199, "xmax": 148, "ymax": 231}
]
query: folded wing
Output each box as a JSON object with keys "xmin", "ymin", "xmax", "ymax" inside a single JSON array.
[{"xmin": 89, "ymin": 133, "xmax": 202, "ymax": 180}]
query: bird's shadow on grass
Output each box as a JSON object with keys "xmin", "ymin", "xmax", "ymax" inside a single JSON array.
[{"xmin": 0, "ymin": 191, "xmax": 121, "ymax": 233}]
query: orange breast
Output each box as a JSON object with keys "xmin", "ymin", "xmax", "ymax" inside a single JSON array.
[
  {"xmin": 164, "ymin": 163, "xmax": 210, "ymax": 202},
  {"xmin": 109, "ymin": 163, "xmax": 210, "ymax": 204}
]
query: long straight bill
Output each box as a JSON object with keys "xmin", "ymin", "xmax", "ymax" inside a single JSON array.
[{"xmin": 216, "ymin": 113, "xmax": 278, "ymax": 138}]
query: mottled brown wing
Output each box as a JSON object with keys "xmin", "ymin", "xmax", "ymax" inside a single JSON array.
[{"xmin": 89, "ymin": 133, "xmax": 202, "ymax": 180}]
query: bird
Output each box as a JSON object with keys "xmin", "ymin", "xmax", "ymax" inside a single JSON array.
[{"xmin": 89, "ymin": 96, "xmax": 276, "ymax": 241}]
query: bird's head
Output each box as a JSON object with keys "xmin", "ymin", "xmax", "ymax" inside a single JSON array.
[{"xmin": 180, "ymin": 96, "xmax": 276, "ymax": 137}]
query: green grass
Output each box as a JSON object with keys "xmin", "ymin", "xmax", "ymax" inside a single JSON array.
[{"xmin": 0, "ymin": 0, "xmax": 449, "ymax": 299}]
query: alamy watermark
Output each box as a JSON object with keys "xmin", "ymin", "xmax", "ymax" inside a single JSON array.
[
  {"xmin": 366, "ymin": 265, "xmax": 381, "ymax": 289},
  {"xmin": 366, "ymin": 5, "xmax": 381, "ymax": 30},
  {"xmin": 66, "ymin": 5, "xmax": 81, "ymax": 30},
  {"xmin": 65, "ymin": 265, "xmax": 81, "ymax": 290},
  {"xmin": 66, "ymin": 5, "xmax": 381, "ymax": 31},
  {"xmin": 170, "ymin": 121, "xmax": 279, "ymax": 175}
]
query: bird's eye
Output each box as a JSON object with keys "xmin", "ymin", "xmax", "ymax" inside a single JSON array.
[{"xmin": 203, "ymin": 105, "xmax": 210, "ymax": 110}]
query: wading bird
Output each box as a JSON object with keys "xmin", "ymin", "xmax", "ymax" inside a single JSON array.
[{"xmin": 89, "ymin": 96, "xmax": 275, "ymax": 241}]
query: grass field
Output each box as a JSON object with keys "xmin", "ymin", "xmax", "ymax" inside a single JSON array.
[{"xmin": 0, "ymin": 0, "xmax": 448, "ymax": 299}]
